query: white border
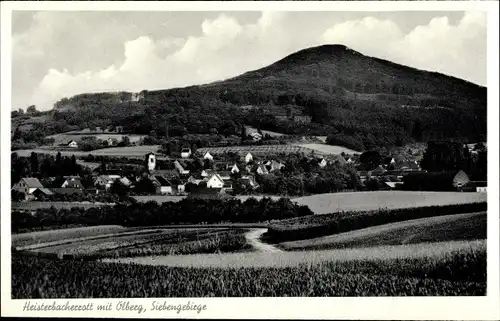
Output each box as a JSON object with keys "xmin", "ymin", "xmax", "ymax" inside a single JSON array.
[{"xmin": 1, "ymin": 1, "xmax": 499, "ymax": 320}]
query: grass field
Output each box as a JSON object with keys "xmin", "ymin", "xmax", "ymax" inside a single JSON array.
[
  {"xmin": 279, "ymin": 212, "xmax": 486, "ymax": 251},
  {"xmin": 292, "ymin": 143, "xmax": 360, "ymax": 155},
  {"xmin": 197, "ymin": 144, "xmax": 347, "ymax": 156},
  {"xmin": 12, "ymin": 145, "xmax": 161, "ymax": 158},
  {"xmin": 293, "ymin": 191, "xmax": 487, "ymax": 214},
  {"xmin": 246, "ymin": 126, "xmax": 286, "ymax": 137}
]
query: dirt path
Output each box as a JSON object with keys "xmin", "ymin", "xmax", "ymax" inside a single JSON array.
[{"xmin": 245, "ymin": 228, "xmax": 283, "ymax": 253}]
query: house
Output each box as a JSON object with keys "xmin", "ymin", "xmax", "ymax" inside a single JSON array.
[
  {"xmin": 187, "ymin": 187, "xmax": 231, "ymax": 200},
  {"xmin": 266, "ymin": 160, "xmax": 285, "ymax": 172},
  {"xmin": 67, "ymin": 140, "xmax": 78, "ymax": 148},
  {"xmin": 244, "ymin": 152, "xmax": 253, "ymax": 164},
  {"xmin": 201, "ymin": 169, "xmax": 215, "ymax": 178},
  {"xmin": 145, "ymin": 153, "xmax": 156, "ymax": 171},
  {"xmin": 12, "ymin": 178, "xmax": 44, "ymax": 198},
  {"xmin": 181, "ymin": 148, "xmax": 192, "ymax": 158},
  {"xmin": 217, "ymin": 171, "xmax": 232, "ymax": 180},
  {"xmin": 203, "ymin": 152, "xmax": 214, "ymax": 161},
  {"xmin": 223, "ymin": 180, "xmax": 233, "ymax": 192},
  {"xmin": 206, "ymin": 174, "xmax": 225, "ymax": 189},
  {"xmin": 32, "ymin": 188, "xmax": 55, "ymax": 199},
  {"xmin": 106, "ymin": 138, "xmax": 117, "ymax": 146},
  {"xmin": 227, "ymin": 164, "xmax": 240, "ymax": 174},
  {"xmin": 94, "ymin": 175, "xmax": 121, "ymax": 190},
  {"xmin": 174, "ymin": 160, "xmax": 190, "ymax": 175},
  {"xmin": 60, "ymin": 177, "xmax": 84, "ymax": 189},
  {"xmin": 151, "ymin": 176, "xmax": 173, "ymax": 195},
  {"xmin": 318, "ymin": 158, "xmax": 328, "ymax": 168},
  {"xmin": 188, "ymin": 176, "xmax": 205, "ymax": 185},
  {"xmin": 256, "ymin": 165, "xmax": 269, "ymax": 175},
  {"xmin": 241, "ymin": 175, "xmax": 259, "ymax": 190},
  {"xmin": 357, "ymin": 171, "xmax": 372, "ymax": 182},
  {"xmin": 50, "ymin": 188, "xmax": 85, "ymax": 196},
  {"xmin": 151, "ymin": 169, "xmax": 179, "ymax": 179},
  {"xmin": 371, "ymin": 165, "xmax": 387, "ymax": 177},
  {"xmin": 249, "ymin": 132, "xmax": 262, "ymax": 141}
]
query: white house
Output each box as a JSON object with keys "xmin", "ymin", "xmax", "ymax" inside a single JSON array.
[
  {"xmin": 203, "ymin": 152, "xmax": 214, "ymax": 161},
  {"xmin": 256, "ymin": 165, "xmax": 269, "ymax": 175},
  {"xmin": 245, "ymin": 152, "xmax": 253, "ymax": 164},
  {"xmin": 229, "ymin": 164, "xmax": 239, "ymax": 174},
  {"xmin": 181, "ymin": 148, "xmax": 192, "ymax": 158},
  {"xmin": 12, "ymin": 177, "xmax": 44, "ymax": 197},
  {"xmin": 206, "ymin": 174, "xmax": 225, "ymax": 189},
  {"xmin": 94, "ymin": 175, "xmax": 121, "ymax": 190},
  {"xmin": 318, "ymin": 158, "xmax": 328, "ymax": 168},
  {"xmin": 67, "ymin": 140, "xmax": 78, "ymax": 148}
]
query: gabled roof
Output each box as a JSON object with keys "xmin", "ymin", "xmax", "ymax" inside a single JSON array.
[
  {"xmin": 18, "ymin": 177, "xmax": 44, "ymax": 188},
  {"xmin": 34, "ymin": 188, "xmax": 54, "ymax": 196},
  {"xmin": 50, "ymin": 188, "xmax": 84, "ymax": 195},
  {"xmin": 154, "ymin": 176, "xmax": 172, "ymax": 187}
]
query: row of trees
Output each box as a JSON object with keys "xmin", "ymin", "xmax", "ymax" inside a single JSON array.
[{"xmin": 11, "ymin": 197, "xmax": 313, "ymax": 232}]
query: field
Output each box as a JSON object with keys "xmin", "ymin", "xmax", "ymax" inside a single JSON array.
[
  {"xmin": 293, "ymin": 191, "xmax": 488, "ymax": 214},
  {"xmin": 279, "ymin": 212, "xmax": 486, "ymax": 251},
  {"xmin": 12, "ymin": 145, "xmax": 160, "ymax": 157},
  {"xmin": 12, "ymin": 201, "xmax": 114, "ymax": 211},
  {"xmin": 12, "ymin": 240, "xmax": 486, "ymax": 297},
  {"xmin": 197, "ymin": 144, "xmax": 343, "ymax": 156},
  {"xmin": 132, "ymin": 195, "xmax": 285, "ymax": 204},
  {"xmin": 246, "ymin": 126, "xmax": 286, "ymax": 137},
  {"xmin": 45, "ymin": 132, "xmax": 147, "ymax": 146},
  {"xmin": 292, "ymin": 143, "xmax": 360, "ymax": 155}
]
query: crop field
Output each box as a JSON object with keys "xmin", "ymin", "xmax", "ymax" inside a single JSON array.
[
  {"xmin": 12, "ymin": 225, "xmax": 127, "ymax": 248},
  {"xmin": 45, "ymin": 132, "xmax": 147, "ymax": 146},
  {"xmin": 292, "ymin": 143, "xmax": 360, "ymax": 155},
  {"xmin": 279, "ymin": 212, "xmax": 486, "ymax": 251},
  {"xmin": 12, "ymin": 240, "xmax": 485, "ymax": 297},
  {"xmin": 11, "ymin": 201, "xmax": 114, "ymax": 211},
  {"xmin": 12, "ymin": 145, "xmax": 161, "ymax": 158},
  {"xmin": 294, "ymin": 191, "xmax": 488, "ymax": 214}
]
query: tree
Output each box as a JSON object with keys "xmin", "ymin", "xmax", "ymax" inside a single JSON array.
[
  {"xmin": 30, "ymin": 152, "xmax": 39, "ymax": 175},
  {"xmin": 26, "ymin": 105, "xmax": 37, "ymax": 114},
  {"xmin": 420, "ymin": 141, "xmax": 470, "ymax": 172},
  {"xmin": 110, "ymin": 179, "xmax": 129, "ymax": 197},
  {"xmin": 411, "ymin": 120, "xmax": 424, "ymax": 141},
  {"xmin": 134, "ymin": 178, "xmax": 157, "ymax": 195},
  {"xmin": 359, "ymin": 151, "xmax": 383, "ymax": 171}
]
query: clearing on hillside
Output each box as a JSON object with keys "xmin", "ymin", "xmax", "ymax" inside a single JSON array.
[{"xmin": 293, "ymin": 191, "xmax": 487, "ymax": 214}]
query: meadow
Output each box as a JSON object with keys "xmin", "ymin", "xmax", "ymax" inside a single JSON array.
[
  {"xmin": 293, "ymin": 191, "xmax": 488, "ymax": 214},
  {"xmin": 11, "ymin": 201, "xmax": 114, "ymax": 212},
  {"xmin": 12, "ymin": 240, "xmax": 486, "ymax": 297},
  {"xmin": 12, "ymin": 145, "xmax": 160, "ymax": 158}
]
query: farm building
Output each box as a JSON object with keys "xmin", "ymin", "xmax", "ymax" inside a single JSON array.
[
  {"xmin": 256, "ymin": 165, "xmax": 269, "ymax": 175},
  {"xmin": 318, "ymin": 158, "xmax": 328, "ymax": 168},
  {"xmin": 203, "ymin": 152, "xmax": 214, "ymax": 161},
  {"xmin": 32, "ymin": 188, "xmax": 55, "ymax": 199},
  {"xmin": 50, "ymin": 188, "xmax": 85, "ymax": 196},
  {"xmin": 266, "ymin": 160, "xmax": 285, "ymax": 172},
  {"xmin": 151, "ymin": 176, "xmax": 173, "ymax": 195},
  {"xmin": 227, "ymin": 164, "xmax": 240, "ymax": 174},
  {"xmin": 12, "ymin": 178, "xmax": 44, "ymax": 199},
  {"xmin": 94, "ymin": 175, "xmax": 122, "ymax": 190},
  {"xmin": 67, "ymin": 140, "xmax": 78, "ymax": 148},
  {"xmin": 241, "ymin": 175, "xmax": 259, "ymax": 190},
  {"xmin": 402, "ymin": 170, "xmax": 470, "ymax": 191},
  {"xmin": 249, "ymin": 132, "xmax": 263, "ymax": 141}
]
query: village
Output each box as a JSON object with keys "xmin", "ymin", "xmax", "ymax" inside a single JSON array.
[{"xmin": 11, "ymin": 140, "xmax": 487, "ymax": 204}]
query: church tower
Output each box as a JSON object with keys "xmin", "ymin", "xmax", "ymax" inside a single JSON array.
[{"xmin": 145, "ymin": 152, "xmax": 156, "ymax": 172}]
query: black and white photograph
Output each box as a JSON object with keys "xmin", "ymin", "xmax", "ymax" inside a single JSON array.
[{"xmin": 1, "ymin": 1, "xmax": 499, "ymax": 319}]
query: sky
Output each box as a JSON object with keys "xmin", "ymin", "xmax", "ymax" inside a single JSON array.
[{"xmin": 12, "ymin": 10, "xmax": 487, "ymax": 111}]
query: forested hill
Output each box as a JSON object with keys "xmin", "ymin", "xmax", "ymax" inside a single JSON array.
[{"xmin": 15, "ymin": 44, "xmax": 487, "ymax": 151}]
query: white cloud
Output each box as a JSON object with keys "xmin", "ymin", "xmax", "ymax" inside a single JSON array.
[{"xmin": 19, "ymin": 11, "xmax": 487, "ymax": 111}]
